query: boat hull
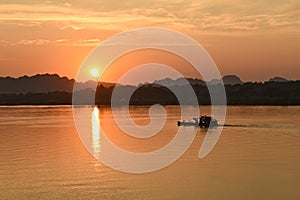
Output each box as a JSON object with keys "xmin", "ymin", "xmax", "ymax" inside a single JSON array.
[{"xmin": 177, "ymin": 116, "xmax": 218, "ymax": 128}]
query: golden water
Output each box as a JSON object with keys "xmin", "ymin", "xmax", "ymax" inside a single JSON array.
[{"xmin": 0, "ymin": 106, "xmax": 299, "ymax": 199}]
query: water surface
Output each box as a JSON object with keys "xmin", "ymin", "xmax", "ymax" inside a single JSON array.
[{"xmin": 0, "ymin": 106, "xmax": 299, "ymax": 199}]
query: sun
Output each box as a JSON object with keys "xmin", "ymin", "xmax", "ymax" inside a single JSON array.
[{"xmin": 90, "ymin": 68, "xmax": 100, "ymax": 78}]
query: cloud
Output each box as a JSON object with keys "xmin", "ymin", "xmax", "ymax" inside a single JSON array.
[
  {"xmin": 61, "ymin": 25, "xmax": 85, "ymax": 31},
  {"xmin": 0, "ymin": 1, "xmax": 298, "ymax": 34},
  {"xmin": 0, "ymin": 0, "xmax": 299, "ymax": 45},
  {"xmin": 64, "ymin": 2, "xmax": 71, "ymax": 8},
  {"xmin": 0, "ymin": 38, "xmax": 102, "ymax": 47},
  {"xmin": 0, "ymin": 3, "xmax": 178, "ymax": 31},
  {"xmin": 0, "ymin": 40, "xmax": 10, "ymax": 46},
  {"xmin": 77, "ymin": 38, "xmax": 102, "ymax": 46},
  {"xmin": 78, "ymin": 39, "xmax": 101, "ymax": 43},
  {"xmin": 55, "ymin": 39, "xmax": 69, "ymax": 43},
  {"xmin": 16, "ymin": 39, "xmax": 50, "ymax": 46}
]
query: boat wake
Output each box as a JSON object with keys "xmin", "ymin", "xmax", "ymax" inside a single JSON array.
[
  {"xmin": 221, "ymin": 124, "xmax": 250, "ymax": 127},
  {"xmin": 221, "ymin": 124, "xmax": 299, "ymax": 129}
]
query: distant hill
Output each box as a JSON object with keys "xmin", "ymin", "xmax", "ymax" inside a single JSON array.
[
  {"xmin": 0, "ymin": 74, "xmax": 74, "ymax": 94},
  {"xmin": 268, "ymin": 77, "xmax": 289, "ymax": 83},
  {"xmin": 0, "ymin": 73, "xmax": 245, "ymax": 95},
  {"xmin": 0, "ymin": 73, "xmax": 294, "ymax": 95},
  {"xmin": 209, "ymin": 75, "xmax": 243, "ymax": 85},
  {"xmin": 222, "ymin": 75, "xmax": 243, "ymax": 85},
  {"xmin": 0, "ymin": 74, "xmax": 114, "ymax": 94},
  {"xmin": 153, "ymin": 75, "xmax": 243, "ymax": 87},
  {"xmin": 153, "ymin": 77, "xmax": 205, "ymax": 87},
  {"xmin": 0, "ymin": 73, "xmax": 299, "ymax": 105}
]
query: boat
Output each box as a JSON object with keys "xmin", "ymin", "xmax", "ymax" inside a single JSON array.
[{"xmin": 177, "ymin": 116, "xmax": 218, "ymax": 128}]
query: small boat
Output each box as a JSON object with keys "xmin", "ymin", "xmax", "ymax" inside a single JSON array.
[{"xmin": 177, "ymin": 116, "xmax": 218, "ymax": 128}]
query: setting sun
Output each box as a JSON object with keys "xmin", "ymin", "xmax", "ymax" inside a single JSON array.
[{"xmin": 90, "ymin": 68, "xmax": 100, "ymax": 78}]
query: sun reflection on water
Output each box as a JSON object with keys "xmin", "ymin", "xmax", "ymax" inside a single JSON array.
[{"xmin": 91, "ymin": 106, "xmax": 100, "ymax": 157}]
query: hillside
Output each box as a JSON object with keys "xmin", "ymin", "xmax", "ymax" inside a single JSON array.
[
  {"xmin": 0, "ymin": 74, "xmax": 114, "ymax": 94},
  {"xmin": 0, "ymin": 74, "xmax": 298, "ymax": 105}
]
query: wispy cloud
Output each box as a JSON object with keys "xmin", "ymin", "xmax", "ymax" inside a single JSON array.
[
  {"xmin": 16, "ymin": 39, "xmax": 50, "ymax": 46},
  {"xmin": 0, "ymin": 4, "xmax": 172, "ymax": 28},
  {"xmin": 61, "ymin": 25, "xmax": 85, "ymax": 31},
  {"xmin": 0, "ymin": 1, "xmax": 299, "ymax": 33},
  {"xmin": 55, "ymin": 39, "xmax": 69, "ymax": 43},
  {"xmin": 0, "ymin": 38, "xmax": 102, "ymax": 46},
  {"xmin": 78, "ymin": 38, "xmax": 102, "ymax": 45},
  {"xmin": 0, "ymin": 0, "xmax": 299, "ymax": 47}
]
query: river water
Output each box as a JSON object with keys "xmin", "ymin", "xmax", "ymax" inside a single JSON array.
[{"xmin": 0, "ymin": 106, "xmax": 299, "ymax": 200}]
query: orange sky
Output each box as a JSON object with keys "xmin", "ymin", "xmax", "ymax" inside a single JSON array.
[{"xmin": 0, "ymin": 0, "xmax": 299, "ymax": 82}]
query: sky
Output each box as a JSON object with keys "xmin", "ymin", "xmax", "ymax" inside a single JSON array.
[{"xmin": 0, "ymin": 0, "xmax": 299, "ymax": 82}]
